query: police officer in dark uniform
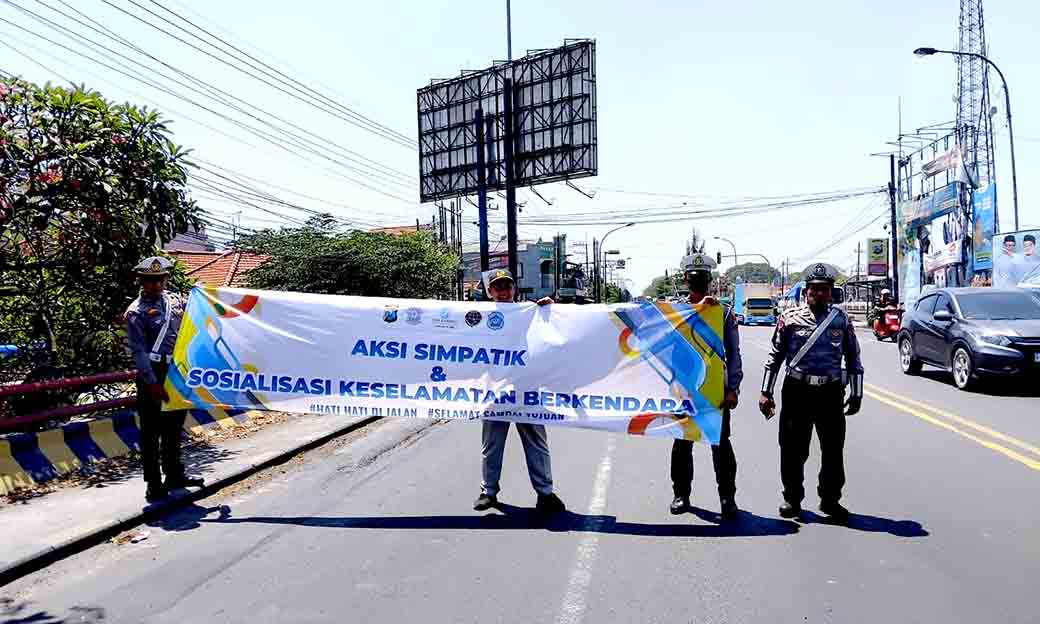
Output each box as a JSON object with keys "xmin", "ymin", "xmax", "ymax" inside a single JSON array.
[
  {"xmin": 125, "ymin": 256, "xmax": 203, "ymax": 502},
  {"xmin": 759, "ymin": 262, "xmax": 863, "ymax": 522},
  {"xmin": 670, "ymin": 253, "xmax": 743, "ymax": 520}
]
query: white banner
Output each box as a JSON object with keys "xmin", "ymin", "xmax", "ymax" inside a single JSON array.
[
  {"xmin": 924, "ymin": 239, "xmax": 962, "ymax": 274},
  {"xmin": 166, "ymin": 287, "xmax": 727, "ymax": 444}
]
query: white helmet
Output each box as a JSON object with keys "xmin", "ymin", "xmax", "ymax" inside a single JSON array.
[{"xmin": 680, "ymin": 253, "xmax": 717, "ymax": 275}]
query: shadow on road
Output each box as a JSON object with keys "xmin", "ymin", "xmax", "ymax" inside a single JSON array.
[
  {"xmin": 202, "ymin": 502, "xmax": 801, "ymax": 538},
  {"xmin": 798, "ymin": 510, "xmax": 929, "ymax": 537},
  {"xmin": 914, "ymin": 369, "xmax": 1040, "ymax": 398},
  {"xmin": 0, "ymin": 597, "xmax": 105, "ymax": 623},
  {"xmin": 145, "ymin": 501, "xmax": 232, "ymax": 533}
]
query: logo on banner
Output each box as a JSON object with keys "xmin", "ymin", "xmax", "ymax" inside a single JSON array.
[
  {"xmin": 465, "ymin": 310, "xmax": 483, "ymax": 327},
  {"xmin": 404, "ymin": 307, "xmax": 422, "ymax": 325},
  {"xmin": 487, "ymin": 311, "xmax": 505, "ymax": 331},
  {"xmin": 383, "ymin": 305, "xmax": 399, "ymax": 323},
  {"xmin": 432, "ymin": 307, "xmax": 458, "ymax": 329}
]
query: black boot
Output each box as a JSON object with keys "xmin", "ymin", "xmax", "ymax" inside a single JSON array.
[
  {"xmin": 819, "ymin": 500, "xmax": 849, "ymax": 523},
  {"xmin": 720, "ymin": 498, "xmax": 739, "ymax": 521},
  {"xmin": 536, "ymin": 493, "xmax": 566, "ymax": 514},
  {"xmin": 473, "ymin": 493, "xmax": 498, "ymax": 511},
  {"xmin": 778, "ymin": 501, "xmax": 801, "ymax": 518},
  {"xmin": 145, "ymin": 482, "xmax": 167, "ymax": 503},
  {"xmin": 669, "ymin": 496, "xmax": 689, "ymax": 515}
]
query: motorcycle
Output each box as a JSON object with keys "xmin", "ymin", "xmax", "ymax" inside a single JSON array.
[{"xmin": 872, "ymin": 305, "xmax": 902, "ymax": 342}]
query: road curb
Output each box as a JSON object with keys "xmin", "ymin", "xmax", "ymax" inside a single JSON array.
[{"xmin": 0, "ymin": 416, "xmax": 382, "ymax": 588}]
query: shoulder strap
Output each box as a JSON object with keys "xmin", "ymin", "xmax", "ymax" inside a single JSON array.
[
  {"xmin": 150, "ymin": 293, "xmax": 173, "ymax": 356},
  {"xmin": 788, "ymin": 307, "xmax": 840, "ymax": 370}
]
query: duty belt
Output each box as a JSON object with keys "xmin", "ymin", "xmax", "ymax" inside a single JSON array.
[
  {"xmin": 786, "ymin": 369, "xmax": 841, "ymax": 386},
  {"xmin": 148, "ymin": 353, "xmax": 173, "ymax": 364}
]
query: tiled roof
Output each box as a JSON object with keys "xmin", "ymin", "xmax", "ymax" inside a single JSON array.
[
  {"xmin": 168, "ymin": 250, "xmax": 269, "ymax": 287},
  {"xmin": 369, "ymin": 224, "xmax": 435, "ymax": 235}
]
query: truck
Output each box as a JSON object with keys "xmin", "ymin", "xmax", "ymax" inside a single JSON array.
[{"xmin": 734, "ymin": 282, "xmax": 776, "ymax": 326}]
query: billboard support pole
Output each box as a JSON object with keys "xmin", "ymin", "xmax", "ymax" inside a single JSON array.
[
  {"xmin": 503, "ymin": 77, "xmax": 520, "ymax": 289},
  {"xmin": 475, "ymin": 108, "xmax": 490, "ymax": 272},
  {"xmin": 889, "ymin": 154, "xmax": 900, "ymax": 303}
]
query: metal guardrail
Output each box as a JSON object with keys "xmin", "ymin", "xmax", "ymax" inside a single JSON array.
[
  {"xmin": 0, "ymin": 370, "xmax": 138, "ymax": 432},
  {"xmin": 0, "ymin": 370, "xmax": 136, "ymax": 399}
]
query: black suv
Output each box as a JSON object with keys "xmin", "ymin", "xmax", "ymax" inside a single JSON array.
[{"xmin": 898, "ymin": 288, "xmax": 1040, "ymax": 390}]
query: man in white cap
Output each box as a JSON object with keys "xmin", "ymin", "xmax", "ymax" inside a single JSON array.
[
  {"xmin": 759, "ymin": 262, "xmax": 863, "ymax": 523},
  {"xmin": 474, "ymin": 268, "xmax": 564, "ymax": 513},
  {"xmin": 669, "ymin": 252, "xmax": 743, "ymax": 520},
  {"xmin": 125, "ymin": 256, "xmax": 203, "ymax": 502}
]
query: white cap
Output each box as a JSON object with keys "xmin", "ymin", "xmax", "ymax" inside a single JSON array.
[{"xmin": 134, "ymin": 256, "xmax": 173, "ymax": 276}]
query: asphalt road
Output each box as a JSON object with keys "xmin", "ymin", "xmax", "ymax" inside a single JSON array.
[{"xmin": 4, "ymin": 326, "xmax": 1038, "ymax": 624}]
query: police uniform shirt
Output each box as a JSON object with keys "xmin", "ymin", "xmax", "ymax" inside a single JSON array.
[
  {"xmin": 765, "ymin": 304, "xmax": 864, "ymax": 378},
  {"xmin": 126, "ymin": 292, "xmax": 186, "ymax": 384},
  {"xmin": 721, "ymin": 304, "xmax": 744, "ymax": 393}
]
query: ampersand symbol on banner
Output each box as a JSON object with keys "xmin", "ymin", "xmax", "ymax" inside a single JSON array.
[{"xmin": 430, "ymin": 366, "xmax": 447, "ymax": 382}]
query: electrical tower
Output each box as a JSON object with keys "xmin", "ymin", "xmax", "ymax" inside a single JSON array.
[{"xmin": 956, "ymin": 0, "xmax": 996, "ymax": 187}]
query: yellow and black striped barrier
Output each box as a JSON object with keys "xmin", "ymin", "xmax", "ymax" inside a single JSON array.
[{"xmin": 0, "ymin": 407, "xmax": 255, "ymax": 496}]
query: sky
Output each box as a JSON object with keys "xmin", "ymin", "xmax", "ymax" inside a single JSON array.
[{"xmin": 2, "ymin": 0, "xmax": 1037, "ymax": 293}]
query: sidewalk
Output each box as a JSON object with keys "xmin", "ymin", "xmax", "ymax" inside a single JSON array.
[{"xmin": 0, "ymin": 412, "xmax": 382, "ymax": 585}]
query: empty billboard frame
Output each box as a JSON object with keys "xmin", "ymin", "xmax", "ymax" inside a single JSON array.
[{"xmin": 417, "ymin": 39, "xmax": 597, "ymax": 203}]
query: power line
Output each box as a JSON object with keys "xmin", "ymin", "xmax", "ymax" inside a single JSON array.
[
  {"xmin": 0, "ymin": 8, "xmax": 417, "ymax": 204},
  {"xmin": 141, "ymin": 0, "xmax": 415, "ymax": 147},
  {"xmin": 95, "ymin": 0, "xmax": 416, "ymax": 149},
  {"xmin": 13, "ymin": 0, "xmax": 416, "ymax": 187}
]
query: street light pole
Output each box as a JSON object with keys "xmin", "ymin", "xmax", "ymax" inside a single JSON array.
[
  {"xmin": 598, "ymin": 223, "xmax": 634, "ymax": 303},
  {"xmin": 714, "ymin": 236, "xmax": 741, "ymax": 282},
  {"xmin": 914, "ymin": 47, "xmax": 1019, "ymax": 231}
]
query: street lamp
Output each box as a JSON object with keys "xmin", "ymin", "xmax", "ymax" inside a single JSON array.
[
  {"xmin": 597, "ymin": 222, "xmax": 635, "ymax": 303},
  {"xmin": 914, "ymin": 46, "xmax": 1019, "ymax": 230},
  {"xmin": 714, "ymin": 236, "xmax": 742, "ymax": 283}
]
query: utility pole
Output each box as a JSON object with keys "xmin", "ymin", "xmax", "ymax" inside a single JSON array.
[
  {"xmin": 856, "ymin": 241, "xmax": 862, "ymax": 282},
  {"xmin": 592, "ymin": 237, "xmax": 599, "ymax": 303},
  {"xmin": 889, "ymin": 154, "xmax": 900, "ymax": 303},
  {"xmin": 475, "ymin": 109, "xmax": 490, "ymax": 272},
  {"xmin": 503, "ymin": 77, "xmax": 519, "ymax": 283}
]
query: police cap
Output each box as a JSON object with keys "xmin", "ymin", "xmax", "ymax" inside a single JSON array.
[
  {"xmin": 681, "ymin": 253, "xmax": 716, "ymax": 275},
  {"xmin": 486, "ymin": 268, "xmax": 514, "ymax": 287},
  {"xmin": 134, "ymin": 256, "xmax": 172, "ymax": 276},
  {"xmin": 803, "ymin": 262, "xmax": 839, "ymax": 285}
]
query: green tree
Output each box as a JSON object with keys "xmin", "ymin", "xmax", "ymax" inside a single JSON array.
[
  {"xmin": 643, "ymin": 273, "xmax": 681, "ymax": 298},
  {"xmin": 724, "ymin": 262, "xmax": 779, "ymax": 285},
  {"xmin": 0, "ymin": 77, "xmax": 199, "ymax": 382},
  {"xmin": 235, "ymin": 215, "xmax": 458, "ymax": 298}
]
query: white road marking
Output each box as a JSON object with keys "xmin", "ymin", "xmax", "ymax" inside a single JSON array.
[{"xmin": 555, "ymin": 435, "xmax": 616, "ymax": 624}]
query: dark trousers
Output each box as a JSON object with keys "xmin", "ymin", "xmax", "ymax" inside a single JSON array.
[
  {"xmin": 136, "ymin": 362, "xmax": 188, "ymax": 485},
  {"xmin": 671, "ymin": 408, "xmax": 736, "ymax": 500},
  {"xmin": 778, "ymin": 378, "xmax": 846, "ymax": 505}
]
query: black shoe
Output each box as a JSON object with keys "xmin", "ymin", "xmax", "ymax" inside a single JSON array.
[
  {"xmin": 669, "ymin": 496, "xmax": 689, "ymax": 515},
  {"xmin": 473, "ymin": 493, "xmax": 498, "ymax": 511},
  {"xmin": 819, "ymin": 500, "xmax": 849, "ymax": 523},
  {"xmin": 165, "ymin": 475, "xmax": 204, "ymax": 490},
  {"xmin": 145, "ymin": 483, "xmax": 167, "ymax": 503},
  {"xmin": 778, "ymin": 501, "xmax": 801, "ymax": 518},
  {"xmin": 535, "ymin": 493, "xmax": 566, "ymax": 514},
  {"xmin": 720, "ymin": 498, "xmax": 739, "ymax": 520}
]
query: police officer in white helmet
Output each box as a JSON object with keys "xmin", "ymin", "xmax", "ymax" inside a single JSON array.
[
  {"xmin": 669, "ymin": 252, "xmax": 743, "ymax": 520},
  {"xmin": 125, "ymin": 256, "xmax": 203, "ymax": 502},
  {"xmin": 759, "ymin": 262, "xmax": 863, "ymax": 523}
]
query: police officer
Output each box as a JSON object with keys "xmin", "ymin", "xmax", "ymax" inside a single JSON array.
[
  {"xmin": 473, "ymin": 269, "xmax": 565, "ymax": 513},
  {"xmin": 759, "ymin": 262, "xmax": 863, "ymax": 522},
  {"xmin": 125, "ymin": 256, "xmax": 204, "ymax": 502},
  {"xmin": 669, "ymin": 253, "xmax": 743, "ymax": 520}
]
